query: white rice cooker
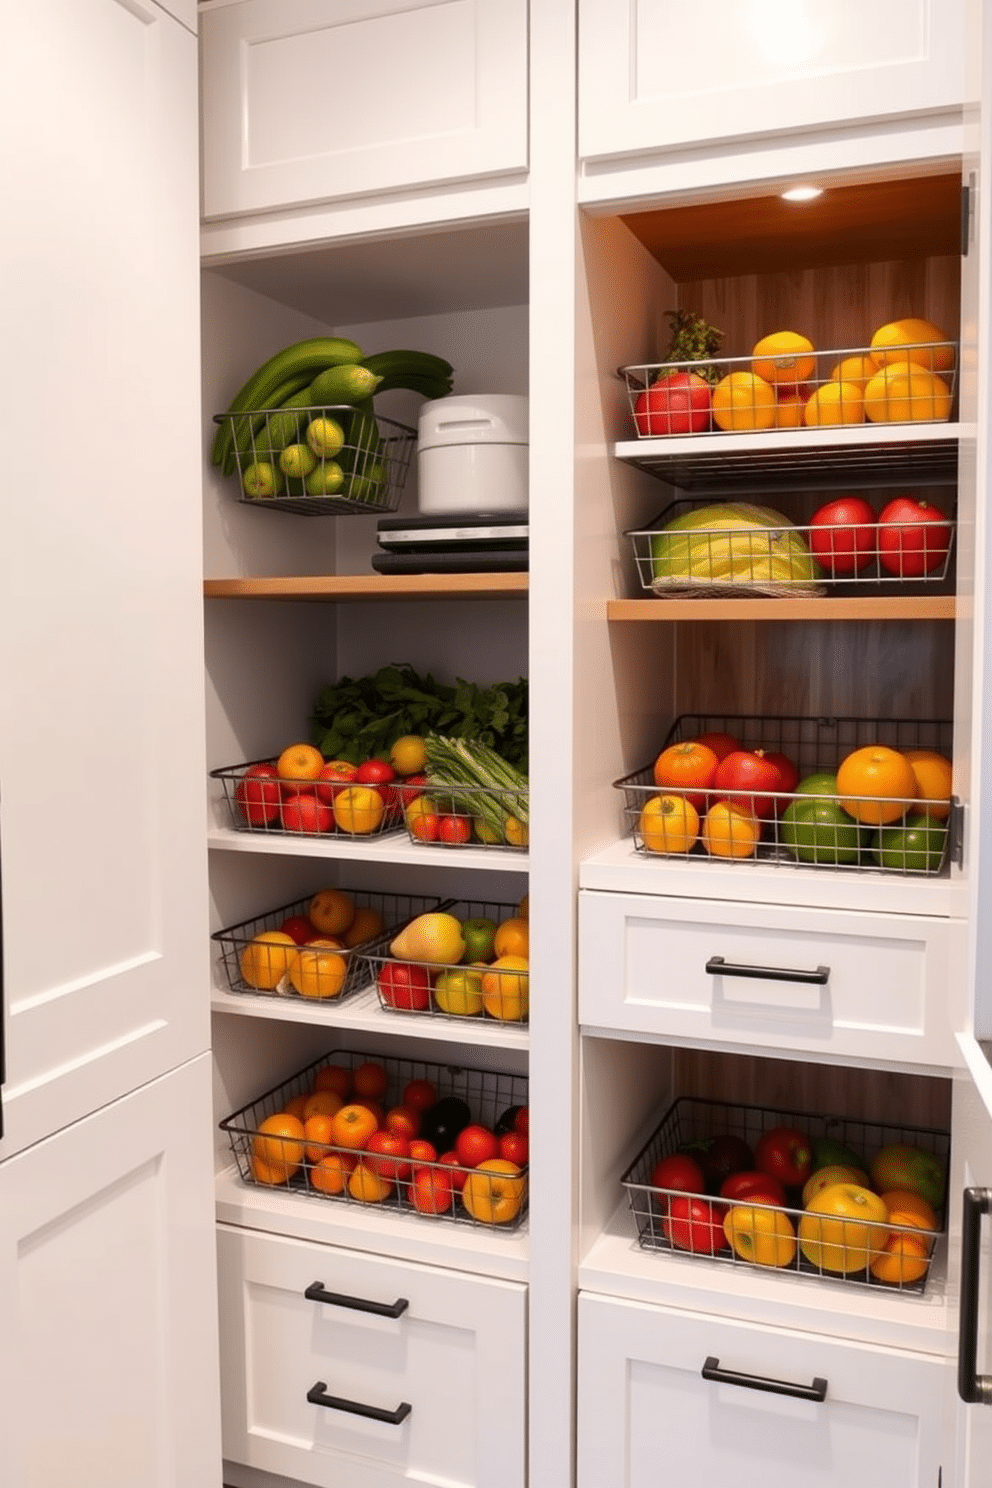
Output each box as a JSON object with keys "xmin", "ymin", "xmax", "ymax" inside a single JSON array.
[{"xmin": 417, "ymin": 393, "xmax": 528, "ymax": 515}]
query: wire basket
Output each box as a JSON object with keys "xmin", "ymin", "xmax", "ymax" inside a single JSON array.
[
  {"xmin": 614, "ymin": 713, "xmax": 956, "ymax": 875},
  {"xmin": 628, "ymin": 499, "xmax": 956, "ymax": 597},
  {"xmin": 220, "ymin": 1047, "xmax": 529, "ymax": 1230},
  {"xmin": 212, "ymin": 888, "xmax": 450, "ymax": 1004},
  {"xmin": 356, "ymin": 899, "xmax": 529, "ymax": 1025},
  {"xmin": 622, "ymin": 1096, "xmax": 948, "ymax": 1295},
  {"xmin": 214, "ymin": 405, "xmax": 416, "ymax": 516},
  {"xmin": 211, "ymin": 756, "xmax": 406, "ymax": 840},
  {"xmin": 619, "ymin": 341, "xmax": 959, "ymax": 441},
  {"xmin": 403, "ymin": 783, "xmax": 529, "ymax": 852}
]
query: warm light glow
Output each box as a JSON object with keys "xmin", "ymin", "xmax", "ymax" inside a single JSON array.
[{"xmin": 781, "ymin": 185, "xmax": 823, "ymax": 203}]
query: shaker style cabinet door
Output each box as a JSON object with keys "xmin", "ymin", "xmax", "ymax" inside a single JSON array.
[
  {"xmin": 577, "ymin": 1291, "xmax": 948, "ymax": 1488},
  {"xmin": 578, "ymin": 0, "xmax": 970, "ymax": 164},
  {"xmin": 199, "ymin": 0, "xmax": 529, "ymax": 220},
  {"xmin": 0, "ymin": 0, "xmax": 208, "ymax": 1161}
]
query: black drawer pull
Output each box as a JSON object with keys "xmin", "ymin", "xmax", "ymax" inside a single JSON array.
[
  {"xmin": 304, "ymin": 1281, "xmax": 408, "ymax": 1318},
  {"xmin": 702, "ymin": 1355, "xmax": 828, "ymax": 1403},
  {"xmin": 958, "ymin": 1187, "xmax": 992, "ymax": 1405},
  {"xmin": 307, "ymin": 1381, "xmax": 411, "ymax": 1425},
  {"xmin": 706, "ymin": 955, "xmax": 830, "ymax": 986}
]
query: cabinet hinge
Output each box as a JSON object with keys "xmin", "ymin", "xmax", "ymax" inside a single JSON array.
[{"xmin": 963, "ymin": 178, "xmax": 975, "ymax": 257}]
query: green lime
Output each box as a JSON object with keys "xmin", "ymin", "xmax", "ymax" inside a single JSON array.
[
  {"xmin": 278, "ymin": 442, "xmax": 318, "ymax": 479},
  {"xmin": 305, "ymin": 416, "xmax": 345, "ymax": 458},
  {"xmin": 794, "ymin": 772, "xmax": 840, "ymax": 796},
  {"xmin": 305, "ymin": 461, "xmax": 344, "ymax": 496},
  {"xmin": 241, "ymin": 461, "xmax": 284, "ymax": 499},
  {"xmin": 870, "ymin": 812, "xmax": 947, "ymax": 873},
  {"xmin": 781, "ymin": 795, "xmax": 862, "ymax": 864}
]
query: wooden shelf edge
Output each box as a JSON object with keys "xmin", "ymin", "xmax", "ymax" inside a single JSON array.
[
  {"xmin": 607, "ymin": 595, "xmax": 957, "ymax": 622},
  {"xmin": 203, "ymin": 573, "xmax": 529, "ymax": 601}
]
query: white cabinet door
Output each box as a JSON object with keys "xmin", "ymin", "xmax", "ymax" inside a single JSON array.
[
  {"xmin": 578, "ymin": 0, "xmax": 970, "ymax": 164},
  {"xmin": 0, "ymin": 0, "xmax": 207, "ymax": 1159},
  {"xmin": 217, "ymin": 1223, "xmax": 526, "ymax": 1488},
  {"xmin": 0, "ymin": 1055, "xmax": 222, "ymax": 1488},
  {"xmin": 578, "ymin": 1291, "xmax": 948, "ymax": 1488},
  {"xmin": 950, "ymin": 1053, "xmax": 992, "ymax": 1486},
  {"xmin": 200, "ymin": 0, "xmax": 529, "ymax": 220}
]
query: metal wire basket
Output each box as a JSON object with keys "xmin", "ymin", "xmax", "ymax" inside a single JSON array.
[
  {"xmin": 622, "ymin": 1095, "xmax": 948, "ymax": 1295},
  {"xmin": 220, "ymin": 1048, "xmax": 529, "ymax": 1230},
  {"xmin": 211, "ymin": 756, "xmax": 406, "ymax": 840},
  {"xmin": 628, "ymin": 499, "xmax": 956, "ymax": 597},
  {"xmin": 355, "ymin": 899, "xmax": 529, "ymax": 1025},
  {"xmin": 214, "ymin": 405, "xmax": 416, "ymax": 515},
  {"xmin": 402, "ymin": 783, "xmax": 529, "ymax": 852},
  {"xmin": 619, "ymin": 341, "xmax": 959, "ymax": 441},
  {"xmin": 613, "ymin": 713, "xmax": 957, "ymax": 875},
  {"xmin": 212, "ymin": 888, "xmax": 449, "ymax": 1004}
]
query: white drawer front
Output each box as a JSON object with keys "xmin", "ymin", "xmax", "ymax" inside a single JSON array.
[
  {"xmin": 217, "ymin": 1224, "xmax": 526, "ymax": 1488},
  {"xmin": 578, "ymin": 1292, "xmax": 948, "ymax": 1488},
  {"xmin": 201, "ymin": 0, "xmax": 528, "ymax": 219},
  {"xmin": 579, "ymin": 890, "xmax": 962, "ymax": 1068}
]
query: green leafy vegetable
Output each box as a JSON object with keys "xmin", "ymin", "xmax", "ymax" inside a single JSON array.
[{"xmin": 310, "ymin": 663, "xmax": 528, "ymax": 767}]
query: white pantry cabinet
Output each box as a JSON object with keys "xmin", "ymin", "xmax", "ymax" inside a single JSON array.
[
  {"xmin": 199, "ymin": 0, "xmax": 529, "ymax": 222},
  {"xmin": 577, "ymin": 1290, "xmax": 949, "ymax": 1488}
]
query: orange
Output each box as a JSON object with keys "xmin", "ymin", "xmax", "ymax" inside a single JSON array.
[
  {"xmin": 250, "ymin": 1153, "xmax": 293, "ymax": 1185},
  {"xmin": 252, "ymin": 1113, "xmax": 305, "ymax": 1178},
  {"xmin": 276, "ymin": 741, "xmax": 324, "ymax": 784},
  {"xmin": 639, "ymin": 794, "xmax": 700, "ymax": 854},
  {"xmin": 870, "ymin": 318, "xmax": 954, "ymax": 373},
  {"xmin": 309, "ymin": 1152, "xmax": 356, "ymax": 1194},
  {"xmin": 303, "ymin": 1113, "xmax": 337, "ymax": 1163},
  {"xmin": 353, "ymin": 1060, "xmax": 388, "ymax": 1099},
  {"xmin": 481, "ymin": 955, "xmax": 529, "ymax": 1021},
  {"xmin": 347, "ymin": 1162, "xmax": 393, "ymax": 1203},
  {"xmin": 302, "ymin": 1090, "xmax": 344, "ymax": 1122},
  {"xmin": 901, "ymin": 749, "xmax": 953, "ymax": 821},
  {"xmin": 836, "ymin": 745, "xmax": 918, "ymax": 825},
  {"xmin": 307, "ymin": 888, "xmax": 355, "ymax": 936},
  {"xmin": 239, "ymin": 930, "xmax": 299, "ymax": 991},
  {"xmin": 282, "ymin": 1093, "xmax": 309, "ymax": 1122},
  {"xmin": 869, "ymin": 1230, "xmax": 930, "ymax": 1285},
  {"xmin": 751, "ymin": 331, "xmax": 816, "ymax": 384},
  {"xmin": 804, "ymin": 381, "xmax": 864, "ymax": 426},
  {"xmin": 878, "ymin": 1189, "xmax": 939, "ymax": 1231},
  {"xmin": 830, "ymin": 354, "xmax": 880, "ymax": 387},
  {"xmin": 711, "ymin": 371, "xmax": 776, "ymax": 431},
  {"xmin": 331, "ymin": 1103, "xmax": 379, "ymax": 1150},
  {"xmin": 863, "ymin": 361, "xmax": 952, "ymax": 423},
  {"xmin": 773, "ymin": 391, "xmax": 807, "ymax": 427},
  {"xmin": 493, "ymin": 916, "xmax": 529, "ymax": 959},
  {"xmin": 288, "ymin": 941, "xmax": 349, "ymax": 1000},
  {"xmin": 334, "ymin": 785, "xmax": 386, "ymax": 835},
  {"xmin": 701, "ymin": 801, "xmax": 761, "ymax": 859},
  {"xmin": 342, "ymin": 906, "xmax": 387, "ymax": 947}
]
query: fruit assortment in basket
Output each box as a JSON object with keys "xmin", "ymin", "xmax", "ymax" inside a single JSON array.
[
  {"xmin": 624, "ymin": 316, "xmax": 957, "ymax": 438},
  {"xmin": 220, "ymin": 1051, "xmax": 529, "ymax": 1228},
  {"xmin": 359, "ymin": 897, "xmax": 531, "ymax": 1024},
  {"xmin": 622, "ymin": 1097, "xmax": 948, "ymax": 1292},
  {"xmin": 217, "ymin": 740, "xmax": 408, "ymax": 838},
  {"xmin": 615, "ymin": 715, "xmax": 954, "ymax": 873}
]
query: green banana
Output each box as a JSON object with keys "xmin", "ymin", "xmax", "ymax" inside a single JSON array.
[
  {"xmin": 211, "ymin": 335, "xmax": 364, "ymax": 469},
  {"xmin": 309, "ymin": 363, "xmax": 383, "ymax": 406},
  {"xmin": 358, "ymin": 349, "xmax": 453, "ymax": 400}
]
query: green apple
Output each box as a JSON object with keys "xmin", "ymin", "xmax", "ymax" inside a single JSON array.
[
  {"xmin": 460, "ymin": 917, "xmax": 498, "ymax": 963},
  {"xmin": 794, "ymin": 772, "xmax": 842, "ymax": 796},
  {"xmin": 871, "ymin": 1143, "xmax": 946, "ymax": 1208},
  {"xmin": 780, "ymin": 795, "xmax": 862, "ymax": 864},
  {"xmin": 870, "ymin": 812, "xmax": 947, "ymax": 873},
  {"xmin": 241, "ymin": 460, "xmax": 284, "ymax": 499},
  {"xmin": 305, "ymin": 461, "xmax": 344, "ymax": 496},
  {"xmin": 433, "ymin": 966, "xmax": 484, "ymax": 1017},
  {"xmin": 811, "ymin": 1136, "xmax": 865, "ymax": 1173},
  {"xmin": 278, "ymin": 442, "xmax": 317, "ymax": 479},
  {"xmin": 305, "ymin": 416, "xmax": 345, "ymax": 458}
]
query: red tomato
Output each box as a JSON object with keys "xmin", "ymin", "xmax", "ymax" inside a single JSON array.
[
  {"xmin": 754, "ymin": 1126, "xmax": 813, "ymax": 1187},
  {"xmin": 808, "ymin": 496, "xmax": 878, "ymax": 575},
  {"xmin": 403, "ymin": 1079, "xmax": 439, "ymax": 1112},
  {"xmin": 384, "ymin": 1104, "xmax": 422, "ymax": 1141},
  {"xmin": 365, "ymin": 1130, "xmax": 412, "ymax": 1182},
  {"xmin": 355, "ymin": 759, "xmax": 396, "ymax": 810},
  {"xmin": 663, "ymin": 1196, "xmax": 730, "ymax": 1254},
  {"xmin": 713, "ymin": 750, "xmax": 782, "ymax": 819},
  {"xmin": 719, "ymin": 1170, "xmax": 788, "ymax": 1206},
  {"xmin": 315, "ymin": 760, "xmax": 358, "ymax": 805},
  {"xmin": 407, "ymin": 1165, "xmax": 454, "ymax": 1215},
  {"xmin": 280, "ymin": 793, "xmax": 335, "ymax": 834},
  {"xmin": 498, "ymin": 1130, "xmax": 529, "ymax": 1166},
  {"xmin": 649, "ymin": 1153, "xmax": 706, "ymax": 1197},
  {"xmin": 408, "ymin": 807, "xmax": 440, "ymax": 842},
  {"xmin": 513, "ymin": 1107, "xmax": 529, "ymax": 1135},
  {"xmin": 439, "ymin": 1150, "xmax": 469, "ymax": 1191},
  {"xmin": 278, "ymin": 914, "xmax": 320, "ymax": 945},
  {"xmin": 235, "ymin": 763, "xmax": 281, "ymax": 826},
  {"xmin": 633, "ymin": 372, "xmax": 712, "ymax": 437},
  {"xmin": 408, "ymin": 1139, "xmax": 438, "ymax": 1164},
  {"xmin": 395, "ymin": 773, "xmax": 429, "ymax": 808},
  {"xmin": 454, "ymin": 1124, "xmax": 499, "ymax": 1169},
  {"xmin": 376, "ymin": 961, "xmax": 431, "ymax": 1011},
  {"xmin": 438, "ymin": 814, "xmax": 472, "ymax": 845},
  {"xmin": 877, "ymin": 496, "xmax": 952, "ymax": 577}
]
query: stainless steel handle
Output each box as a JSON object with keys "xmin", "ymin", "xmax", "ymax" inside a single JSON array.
[
  {"xmin": 304, "ymin": 1280, "xmax": 408, "ymax": 1319},
  {"xmin": 702, "ymin": 1355, "xmax": 827, "ymax": 1403},
  {"xmin": 706, "ymin": 955, "xmax": 830, "ymax": 986},
  {"xmin": 306, "ymin": 1381, "xmax": 411, "ymax": 1425},
  {"xmin": 958, "ymin": 1187, "xmax": 992, "ymax": 1404}
]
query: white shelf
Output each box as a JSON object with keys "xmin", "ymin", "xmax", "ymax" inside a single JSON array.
[
  {"xmin": 211, "ymin": 978, "xmax": 530, "ymax": 1052},
  {"xmin": 579, "ymin": 1198, "xmax": 953, "ymax": 1358},
  {"xmin": 215, "ymin": 1163, "xmax": 529, "ymax": 1284},
  {"xmin": 207, "ymin": 824, "xmax": 528, "ymax": 874},
  {"xmin": 579, "ymin": 835, "xmax": 967, "ymax": 919}
]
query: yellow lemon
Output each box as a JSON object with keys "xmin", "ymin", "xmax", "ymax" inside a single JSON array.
[
  {"xmin": 804, "ymin": 381, "xmax": 864, "ymax": 426},
  {"xmin": 711, "ymin": 371, "xmax": 777, "ymax": 431}
]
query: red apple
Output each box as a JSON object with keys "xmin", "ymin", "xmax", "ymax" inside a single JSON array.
[
  {"xmin": 365, "ymin": 1130, "xmax": 412, "ymax": 1182},
  {"xmin": 356, "ymin": 758, "xmax": 397, "ymax": 811},
  {"xmin": 438, "ymin": 814, "xmax": 472, "ymax": 845},
  {"xmin": 455, "ymin": 1124, "xmax": 499, "ymax": 1169},
  {"xmin": 315, "ymin": 760, "xmax": 358, "ymax": 805},
  {"xmin": 280, "ymin": 793, "xmax": 335, "ymax": 834},
  {"xmin": 235, "ymin": 763, "xmax": 280, "ymax": 827},
  {"xmin": 376, "ymin": 961, "xmax": 431, "ymax": 1012},
  {"xmin": 279, "ymin": 914, "xmax": 321, "ymax": 945},
  {"xmin": 714, "ymin": 749, "xmax": 783, "ymax": 819},
  {"xmin": 633, "ymin": 372, "xmax": 711, "ymax": 437},
  {"xmin": 498, "ymin": 1130, "xmax": 529, "ymax": 1166},
  {"xmin": 403, "ymin": 1079, "xmax": 439, "ymax": 1112},
  {"xmin": 407, "ymin": 1165, "xmax": 454, "ymax": 1215},
  {"xmin": 385, "ymin": 1104, "xmax": 422, "ymax": 1141}
]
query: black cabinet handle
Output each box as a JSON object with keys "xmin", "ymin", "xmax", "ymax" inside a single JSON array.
[
  {"xmin": 702, "ymin": 1355, "xmax": 828, "ymax": 1403},
  {"xmin": 706, "ymin": 955, "xmax": 830, "ymax": 986},
  {"xmin": 958, "ymin": 1187, "xmax": 992, "ymax": 1405},
  {"xmin": 307, "ymin": 1381, "xmax": 411, "ymax": 1425},
  {"xmin": 304, "ymin": 1281, "xmax": 408, "ymax": 1318}
]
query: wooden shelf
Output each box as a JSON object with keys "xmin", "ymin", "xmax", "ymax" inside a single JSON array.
[
  {"xmin": 203, "ymin": 573, "xmax": 528, "ymax": 601},
  {"xmin": 607, "ymin": 594, "xmax": 956, "ymax": 622}
]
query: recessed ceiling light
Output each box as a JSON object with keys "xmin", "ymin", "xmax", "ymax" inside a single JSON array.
[{"xmin": 781, "ymin": 185, "xmax": 823, "ymax": 203}]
